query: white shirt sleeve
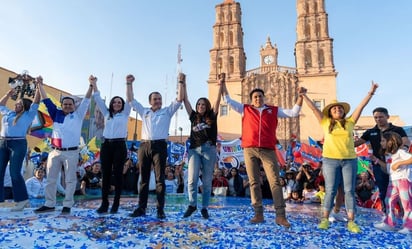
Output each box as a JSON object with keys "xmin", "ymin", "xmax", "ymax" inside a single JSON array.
[{"xmin": 224, "ymin": 94, "xmax": 244, "ymax": 114}]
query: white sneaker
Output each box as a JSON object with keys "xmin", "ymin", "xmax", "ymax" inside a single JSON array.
[
  {"xmin": 10, "ymin": 199, "xmax": 29, "ymax": 212},
  {"xmin": 398, "ymin": 227, "xmax": 412, "ymax": 234},
  {"xmin": 329, "ymin": 211, "xmax": 347, "ymax": 222},
  {"xmin": 374, "ymin": 222, "xmax": 396, "ymax": 231}
]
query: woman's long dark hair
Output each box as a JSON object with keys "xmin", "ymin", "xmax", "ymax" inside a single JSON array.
[
  {"xmin": 327, "ymin": 106, "xmax": 347, "ymax": 134},
  {"xmin": 108, "ymin": 96, "xmax": 125, "ymax": 119},
  {"xmin": 382, "ymin": 131, "xmax": 402, "ymax": 154},
  {"xmin": 13, "ymin": 98, "xmax": 33, "ymax": 125},
  {"xmin": 195, "ymin": 97, "xmax": 215, "ymax": 125}
]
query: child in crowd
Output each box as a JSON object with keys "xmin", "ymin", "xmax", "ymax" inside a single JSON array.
[
  {"xmin": 302, "ymin": 182, "xmax": 318, "ymax": 204},
  {"xmin": 279, "ymin": 177, "xmax": 289, "ymax": 200},
  {"xmin": 165, "ymin": 170, "xmax": 178, "ymax": 194},
  {"xmin": 25, "ymin": 168, "xmax": 46, "ymax": 199},
  {"xmin": 355, "ymin": 171, "xmax": 375, "ymax": 208},
  {"xmin": 374, "ymin": 132, "xmax": 412, "ymax": 234},
  {"xmin": 285, "ymin": 169, "xmax": 296, "ymax": 201},
  {"xmin": 290, "ymin": 190, "xmax": 303, "ymax": 203},
  {"xmin": 312, "ymin": 183, "xmax": 325, "ymax": 204},
  {"xmin": 80, "ymin": 162, "xmax": 102, "ymax": 196}
]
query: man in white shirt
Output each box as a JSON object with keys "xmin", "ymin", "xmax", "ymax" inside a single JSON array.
[
  {"xmin": 127, "ymin": 74, "xmax": 183, "ymax": 219},
  {"xmin": 34, "ymin": 76, "xmax": 92, "ymax": 215}
]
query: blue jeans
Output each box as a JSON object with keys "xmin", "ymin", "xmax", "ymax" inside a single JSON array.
[
  {"xmin": 0, "ymin": 139, "xmax": 29, "ymax": 202},
  {"xmin": 373, "ymin": 164, "xmax": 389, "ymax": 212},
  {"xmin": 187, "ymin": 143, "xmax": 216, "ymax": 209},
  {"xmin": 86, "ymin": 188, "xmax": 102, "ymax": 197},
  {"xmin": 322, "ymin": 158, "xmax": 357, "ymax": 214}
]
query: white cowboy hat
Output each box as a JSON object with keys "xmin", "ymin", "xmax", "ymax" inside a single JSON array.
[{"xmin": 322, "ymin": 100, "xmax": 350, "ymax": 117}]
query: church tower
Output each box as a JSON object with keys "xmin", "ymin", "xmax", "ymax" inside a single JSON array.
[
  {"xmin": 260, "ymin": 37, "xmax": 278, "ymax": 69},
  {"xmin": 295, "ymin": 0, "xmax": 337, "ymax": 141},
  {"xmin": 208, "ymin": 0, "xmax": 246, "ymax": 138}
]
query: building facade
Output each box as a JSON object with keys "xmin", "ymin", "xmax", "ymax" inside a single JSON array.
[{"xmin": 208, "ymin": 0, "xmax": 337, "ymax": 147}]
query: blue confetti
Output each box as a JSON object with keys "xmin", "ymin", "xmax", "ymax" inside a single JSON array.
[{"xmin": 0, "ymin": 195, "xmax": 411, "ymax": 248}]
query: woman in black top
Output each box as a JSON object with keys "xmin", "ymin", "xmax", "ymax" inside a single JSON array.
[{"xmin": 181, "ymin": 72, "xmax": 224, "ymax": 219}]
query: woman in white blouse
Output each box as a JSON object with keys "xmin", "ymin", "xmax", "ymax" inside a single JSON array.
[{"xmin": 90, "ymin": 75, "xmax": 131, "ymax": 214}]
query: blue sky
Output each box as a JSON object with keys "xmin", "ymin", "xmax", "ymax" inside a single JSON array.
[{"xmin": 1, "ymin": 1, "xmax": 411, "ymax": 136}]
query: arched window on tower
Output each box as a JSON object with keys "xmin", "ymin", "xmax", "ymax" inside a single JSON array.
[
  {"xmin": 318, "ymin": 49, "xmax": 325, "ymax": 68},
  {"xmin": 219, "ymin": 32, "xmax": 224, "ymax": 47},
  {"xmin": 305, "ymin": 50, "xmax": 312, "ymax": 68},
  {"xmin": 316, "ymin": 22, "xmax": 321, "ymax": 38},
  {"xmin": 229, "ymin": 31, "xmax": 234, "ymax": 46},
  {"xmin": 219, "ymin": 13, "xmax": 224, "ymax": 23},
  {"xmin": 218, "ymin": 57, "xmax": 223, "ymax": 73},
  {"xmin": 228, "ymin": 11, "xmax": 232, "ymax": 21},
  {"xmin": 314, "ymin": 2, "xmax": 318, "ymax": 12},
  {"xmin": 305, "ymin": 3, "xmax": 309, "ymax": 13},
  {"xmin": 229, "ymin": 56, "xmax": 234, "ymax": 74},
  {"xmin": 305, "ymin": 24, "xmax": 311, "ymax": 39}
]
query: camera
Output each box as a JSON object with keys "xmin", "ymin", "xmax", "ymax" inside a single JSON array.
[{"xmin": 302, "ymin": 163, "xmax": 311, "ymax": 170}]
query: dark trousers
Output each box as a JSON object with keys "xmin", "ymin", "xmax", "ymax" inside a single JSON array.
[
  {"xmin": 4, "ymin": 187, "xmax": 13, "ymax": 199},
  {"xmin": 138, "ymin": 140, "xmax": 167, "ymax": 210},
  {"xmin": 100, "ymin": 140, "xmax": 127, "ymax": 203},
  {"xmin": 373, "ymin": 164, "xmax": 389, "ymax": 212}
]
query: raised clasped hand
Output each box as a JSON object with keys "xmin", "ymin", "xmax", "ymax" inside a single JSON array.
[
  {"xmin": 297, "ymin": 86, "xmax": 307, "ymax": 95},
  {"xmin": 36, "ymin": 76, "xmax": 43, "ymax": 85},
  {"xmin": 218, "ymin": 73, "xmax": 226, "ymax": 85},
  {"xmin": 126, "ymin": 74, "xmax": 135, "ymax": 84},
  {"xmin": 89, "ymin": 75, "xmax": 97, "ymax": 84},
  {"xmin": 178, "ymin": 72, "xmax": 186, "ymax": 84}
]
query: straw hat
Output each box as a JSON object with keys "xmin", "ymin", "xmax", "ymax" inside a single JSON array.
[{"xmin": 322, "ymin": 100, "xmax": 350, "ymax": 117}]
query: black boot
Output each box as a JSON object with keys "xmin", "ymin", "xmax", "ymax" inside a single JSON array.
[
  {"xmin": 129, "ymin": 207, "xmax": 146, "ymax": 217},
  {"xmin": 157, "ymin": 209, "xmax": 166, "ymax": 219},
  {"xmin": 97, "ymin": 200, "xmax": 109, "ymax": 214},
  {"xmin": 110, "ymin": 197, "xmax": 120, "ymax": 214},
  {"xmin": 183, "ymin": 205, "xmax": 197, "ymax": 218}
]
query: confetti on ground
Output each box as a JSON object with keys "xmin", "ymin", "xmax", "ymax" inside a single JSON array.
[{"xmin": 1, "ymin": 195, "xmax": 411, "ymax": 248}]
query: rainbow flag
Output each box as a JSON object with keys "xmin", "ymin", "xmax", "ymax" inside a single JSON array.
[{"xmin": 30, "ymin": 94, "xmax": 60, "ymax": 138}]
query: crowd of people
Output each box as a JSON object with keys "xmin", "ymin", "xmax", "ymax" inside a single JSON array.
[{"xmin": 1, "ymin": 73, "xmax": 411, "ymax": 235}]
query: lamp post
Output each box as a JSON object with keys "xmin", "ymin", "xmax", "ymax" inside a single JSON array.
[{"xmin": 178, "ymin": 127, "xmax": 183, "ymax": 143}]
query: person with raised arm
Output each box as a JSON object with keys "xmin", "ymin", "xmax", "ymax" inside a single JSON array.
[
  {"xmin": 301, "ymin": 81, "xmax": 378, "ymax": 233},
  {"xmin": 127, "ymin": 74, "xmax": 183, "ymax": 219},
  {"xmin": 34, "ymin": 76, "xmax": 93, "ymax": 215},
  {"xmin": 90, "ymin": 75, "xmax": 131, "ymax": 214},
  {"xmin": 221, "ymin": 80, "xmax": 306, "ymax": 228},
  {"xmin": 181, "ymin": 72, "xmax": 224, "ymax": 219},
  {"xmin": 0, "ymin": 75, "xmax": 41, "ymax": 211}
]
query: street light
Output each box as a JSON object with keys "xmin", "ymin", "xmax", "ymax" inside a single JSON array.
[{"xmin": 178, "ymin": 127, "xmax": 183, "ymax": 143}]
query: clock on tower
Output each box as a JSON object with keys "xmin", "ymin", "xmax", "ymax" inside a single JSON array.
[{"xmin": 263, "ymin": 55, "xmax": 274, "ymax": 65}]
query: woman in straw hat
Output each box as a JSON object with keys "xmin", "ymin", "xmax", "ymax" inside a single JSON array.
[{"xmin": 301, "ymin": 82, "xmax": 378, "ymax": 233}]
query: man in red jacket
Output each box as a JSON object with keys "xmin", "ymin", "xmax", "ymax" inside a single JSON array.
[{"xmin": 222, "ymin": 82, "xmax": 306, "ymax": 228}]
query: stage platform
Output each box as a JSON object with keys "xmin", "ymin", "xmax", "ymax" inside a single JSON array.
[{"xmin": 0, "ymin": 195, "xmax": 411, "ymax": 248}]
